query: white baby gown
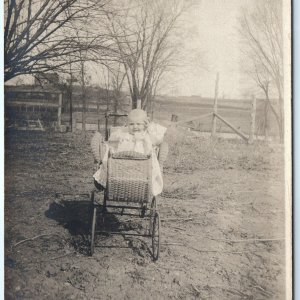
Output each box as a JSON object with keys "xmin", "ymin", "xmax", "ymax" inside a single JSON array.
[{"xmin": 93, "ymin": 123, "xmax": 167, "ymax": 196}]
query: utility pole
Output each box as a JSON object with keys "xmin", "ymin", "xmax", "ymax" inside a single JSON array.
[
  {"xmin": 211, "ymin": 72, "xmax": 219, "ymax": 137},
  {"xmin": 69, "ymin": 62, "xmax": 73, "ymax": 132}
]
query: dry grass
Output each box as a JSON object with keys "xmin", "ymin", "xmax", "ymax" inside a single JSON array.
[
  {"xmin": 162, "ymin": 183, "xmax": 201, "ymax": 200},
  {"xmin": 164, "ymin": 127, "xmax": 282, "ymax": 174},
  {"xmin": 161, "ymin": 126, "xmax": 283, "ymax": 200}
]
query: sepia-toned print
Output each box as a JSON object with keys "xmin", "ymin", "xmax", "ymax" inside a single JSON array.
[{"xmin": 4, "ymin": 0, "xmax": 291, "ymax": 299}]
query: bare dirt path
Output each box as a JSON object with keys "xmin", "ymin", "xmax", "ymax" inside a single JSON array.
[{"xmin": 5, "ymin": 130, "xmax": 285, "ymax": 299}]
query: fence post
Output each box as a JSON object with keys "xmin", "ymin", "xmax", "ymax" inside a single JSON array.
[
  {"xmin": 58, "ymin": 93, "xmax": 62, "ymax": 128},
  {"xmin": 249, "ymin": 95, "xmax": 257, "ymax": 144},
  {"xmin": 72, "ymin": 113, "xmax": 77, "ymax": 131},
  {"xmin": 69, "ymin": 90, "xmax": 73, "ymax": 132},
  {"xmin": 211, "ymin": 72, "xmax": 219, "ymax": 137},
  {"xmin": 105, "ymin": 112, "xmax": 109, "ymax": 141},
  {"xmin": 97, "ymin": 99, "xmax": 100, "ymax": 131},
  {"xmin": 171, "ymin": 114, "xmax": 178, "ymax": 122}
]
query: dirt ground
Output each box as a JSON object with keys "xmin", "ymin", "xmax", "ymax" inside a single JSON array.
[{"xmin": 5, "ymin": 128, "xmax": 286, "ymax": 299}]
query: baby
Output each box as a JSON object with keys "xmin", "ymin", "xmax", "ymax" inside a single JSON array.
[
  {"xmin": 91, "ymin": 109, "xmax": 167, "ymax": 196},
  {"xmin": 109, "ymin": 109, "xmax": 153, "ymax": 155}
]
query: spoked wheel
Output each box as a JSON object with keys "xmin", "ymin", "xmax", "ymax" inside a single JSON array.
[
  {"xmin": 148, "ymin": 197, "xmax": 157, "ymax": 234},
  {"xmin": 151, "ymin": 212, "xmax": 160, "ymax": 261},
  {"xmin": 90, "ymin": 205, "xmax": 97, "ymax": 256},
  {"xmin": 89, "ymin": 191, "xmax": 97, "ymax": 256}
]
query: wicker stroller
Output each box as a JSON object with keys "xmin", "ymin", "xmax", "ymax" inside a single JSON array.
[{"xmin": 89, "ymin": 113, "xmax": 168, "ymax": 261}]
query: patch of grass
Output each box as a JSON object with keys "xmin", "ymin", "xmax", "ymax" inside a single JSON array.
[{"xmin": 162, "ymin": 182, "xmax": 200, "ymax": 199}]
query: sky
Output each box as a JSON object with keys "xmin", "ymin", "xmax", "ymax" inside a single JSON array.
[
  {"xmin": 163, "ymin": 0, "xmax": 246, "ymax": 98},
  {"xmin": 89, "ymin": 0, "xmax": 247, "ymax": 98},
  {"xmin": 6, "ymin": 0, "xmax": 254, "ymax": 99}
]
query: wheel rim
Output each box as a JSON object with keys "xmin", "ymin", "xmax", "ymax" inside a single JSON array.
[
  {"xmin": 152, "ymin": 212, "xmax": 160, "ymax": 261},
  {"xmin": 149, "ymin": 197, "xmax": 156, "ymax": 234},
  {"xmin": 90, "ymin": 206, "xmax": 97, "ymax": 255}
]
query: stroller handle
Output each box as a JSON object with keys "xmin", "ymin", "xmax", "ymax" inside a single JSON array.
[{"xmin": 105, "ymin": 112, "xmax": 128, "ymax": 141}]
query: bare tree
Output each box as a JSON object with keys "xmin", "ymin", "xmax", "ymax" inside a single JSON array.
[
  {"xmin": 254, "ymin": 63, "xmax": 282, "ymax": 139},
  {"xmin": 104, "ymin": 0, "xmax": 188, "ymax": 109},
  {"xmin": 242, "ymin": 55, "xmax": 282, "ymax": 139},
  {"xmin": 239, "ymin": 0, "xmax": 284, "ymax": 141},
  {"xmin": 146, "ymin": 48, "xmax": 177, "ymax": 116},
  {"xmin": 4, "ymin": 0, "xmax": 104, "ymax": 82},
  {"xmin": 109, "ymin": 64, "xmax": 127, "ymax": 121}
]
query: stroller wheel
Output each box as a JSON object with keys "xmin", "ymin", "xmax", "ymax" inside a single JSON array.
[
  {"xmin": 151, "ymin": 212, "xmax": 160, "ymax": 261},
  {"xmin": 90, "ymin": 205, "xmax": 97, "ymax": 256},
  {"xmin": 90, "ymin": 191, "xmax": 97, "ymax": 256},
  {"xmin": 149, "ymin": 197, "xmax": 157, "ymax": 234}
]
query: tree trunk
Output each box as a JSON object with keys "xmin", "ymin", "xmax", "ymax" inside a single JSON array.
[
  {"xmin": 113, "ymin": 91, "xmax": 119, "ymax": 126},
  {"xmin": 131, "ymin": 94, "xmax": 137, "ymax": 109},
  {"xmin": 81, "ymin": 61, "xmax": 86, "ymax": 135},
  {"xmin": 278, "ymin": 98, "xmax": 284, "ymax": 143},
  {"xmin": 276, "ymin": 81, "xmax": 284, "ymax": 143},
  {"xmin": 131, "ymin": 74, "xmax": 139, "ymax": 109},
  {"xmin": 264, "ymin": 100, "xmax": 269, "ymax": 139},
  {"xmin": 267, "ymin": 98, "xmax": 283, "ymax": 143},
  {"xmin": 82, "ymin": 95, "xmax": 86, "ymax": 134}
]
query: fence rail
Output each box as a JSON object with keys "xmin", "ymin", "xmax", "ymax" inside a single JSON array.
[{"xmin": 167, "ymin": 74, "xmax": 280, "ymax": 143}]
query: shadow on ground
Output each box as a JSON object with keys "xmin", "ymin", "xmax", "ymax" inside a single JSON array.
[{"xmin": 44, "ymin": 198, "xmax": 147, "ymax": 256}]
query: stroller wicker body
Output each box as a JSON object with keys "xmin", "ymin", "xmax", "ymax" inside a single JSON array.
[{"xmin": 90, "ymin": 114, "xmax": 165, "ymax": 260}]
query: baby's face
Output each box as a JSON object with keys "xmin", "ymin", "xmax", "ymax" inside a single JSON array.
[{"xmin": 128, "ymin": 114, "xmax": 146, "ymax": 134}]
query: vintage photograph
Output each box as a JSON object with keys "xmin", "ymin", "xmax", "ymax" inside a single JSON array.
[{"xmin": 4, "ymin": 0, "xmax": 292, "ymax": 299}]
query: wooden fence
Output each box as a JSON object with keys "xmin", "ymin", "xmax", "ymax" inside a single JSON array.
[
  {"xmin": 5, "ymin": 85, "xmax": 279, "ymax": 140},
  {"xmin": 4, "ymin": 86, "xmax": 131, "ymax": 132},
  {"xmin": 210, "ymin": 73, "xmax": 254, "ymax": 143},
  {"xmin": 167, "ymin": 74, "xmax": 280, "ymax": 143}
]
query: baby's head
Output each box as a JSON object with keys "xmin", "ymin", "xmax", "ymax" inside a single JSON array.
[{"xmin": 127, "ymin": 109, "xmax": 148, "ymax": 134}]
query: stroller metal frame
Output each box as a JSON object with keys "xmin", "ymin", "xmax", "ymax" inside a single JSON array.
[
  {"xmin": 89, "ymin": 190, "xmax": 160, "ymax": 260},
  {"xmin": 89, "ymin": 113, "xmax": 161, "ymax": 260}
]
